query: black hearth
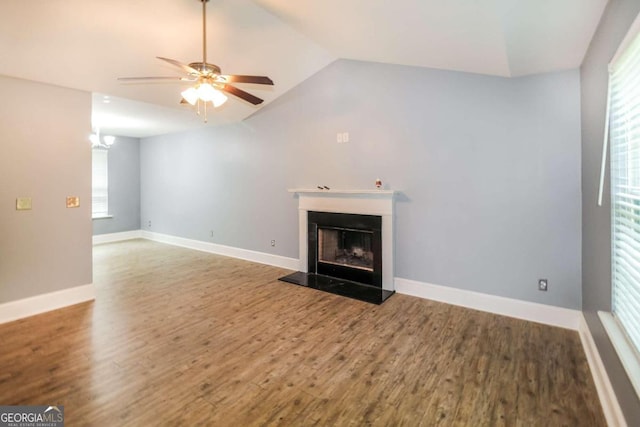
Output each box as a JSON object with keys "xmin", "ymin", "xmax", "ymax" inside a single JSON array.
[{"xmin": 279, "ymin": 211, "xmax": 393, "ymax": 304}]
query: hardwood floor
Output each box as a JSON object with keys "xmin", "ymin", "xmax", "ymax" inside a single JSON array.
[{"xmin": 1, "ymin": 239, "xmax": 605, "ymax": 426}]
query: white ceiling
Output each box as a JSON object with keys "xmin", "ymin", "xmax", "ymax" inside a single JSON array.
[{"xmin": 0, "ymin": 0, "xmax": 608, "ymax": 138}]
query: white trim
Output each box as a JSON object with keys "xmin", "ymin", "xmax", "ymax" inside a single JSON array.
[
  {"xmin": 93, "ymin": 230, "xmax": 143, "ymax": 245},
  {"xmin": 294, "ymin": 190, "xmax": 395, "ymax": 216},
  {"xmin": 0, "ymin": 284, "xmax": 95, "ymax": 325},
  {"xmin": 288, "ymin": 188, "xmax": 395, "ymax": 195},
  {"xmin": 610, "ymin": 10, "xmax": 640, "ymax": 69},
  {"xmin": 141, "ymin": 231, "xmax": 299, "ymax": 270},
  {"xmin": 599, "ymin": 311, "xmax": 640, "ymax": 401},
  {"xmin": 394, "ymin": 277, "xmax": 581, "ymax": 330},
  {"xmin": 92, "ymin": 214, "xmax": 114, "ymax": 220},
  {"xmin": 581, "ymin": 314, "xmax": 628, "ymax": 427}
]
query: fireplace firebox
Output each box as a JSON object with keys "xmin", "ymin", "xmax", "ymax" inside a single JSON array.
[{"xmin": 308, "ymin": 211, "xmax": 382, "ymax": 287}]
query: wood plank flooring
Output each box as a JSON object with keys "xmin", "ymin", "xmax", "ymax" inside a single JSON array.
[{"xmin": 0, "ymin": 239, "xmax": 606, "ymax": 426}]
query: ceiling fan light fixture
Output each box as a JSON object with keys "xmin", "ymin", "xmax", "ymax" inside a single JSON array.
[
  {"xmin": 90, "ymin": 131, "xmax": 116, "ymax": 149},
  {"xmin": 103, "ymin": 135, "xmax": 116, "ymax": 146},
  {"xmin": 181, "ymin": 87, "xmax": 199, "ymax": 105},
  {"xmin": 202, "ymin": 85, "xmax": 228, "ymax": 107},
  {"xmin": 181, "ymin": 84, "xmax": 228, "ymax": 108},
  {"xmin": 197, "ymin": 83, "xmax": 217, "ymax": 102}
]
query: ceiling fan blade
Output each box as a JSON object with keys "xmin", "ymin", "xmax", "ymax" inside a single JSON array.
[
  {"xmin": 156, "ymin": 56, "xmax": 201, "ymax": 75},
  {"xmin": 221, "ymin": 84, "xmax": 264, "ymax": 105},
  {"xmin": 220, "ymin": 75, "xmax": 274, "ymax": 85},
  {"xmin": 118, "ymin": 76, "xmax": 196, "ymax": 82}
]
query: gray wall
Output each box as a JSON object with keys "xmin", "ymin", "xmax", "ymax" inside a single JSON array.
[
  {"xmin": 141, "ymin": 59, "xmax": 582, "ymax": 309},
  {"xmin": 93, "ymin": 136, "xmax": 141, "ymax": 235},
  {"xmin": 0, "ymin": 75, "xmax": 93, "ymax": 304},
  {"xmin": 581, "ymin": 0, "xmax": 640, "ymax": 422}
]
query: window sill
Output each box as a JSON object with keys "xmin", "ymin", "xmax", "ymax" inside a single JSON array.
[
  {"xmin": 598, "ymin": 311, "xmax": 640, "ymax": 399},
  {"xmin": 92, "ymin": 215, "xmax": 113, "ymax": 220}
]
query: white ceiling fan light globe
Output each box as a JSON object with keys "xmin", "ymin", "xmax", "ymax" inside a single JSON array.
[
  {"xmin": 103, "ymin": 135, "xmax": 116, "ymax": 146},
  {"xmin": 211, "ymin": 90, "xmax": 228, "ymax": 108},
  {"xmin": 197, "ymin": 83, "xmax": 217, "ymax": 102},
  {"xmin": 196, "ymin": 83, "xmax": 227, "ymax": 107},
  {"xmin": 181, "ymin": 87, "xmax": 199, "ymax": 105}
]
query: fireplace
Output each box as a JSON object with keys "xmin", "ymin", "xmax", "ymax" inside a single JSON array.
[
  {"xmin": 308, "ymin": 211, "xmax": 382, "ymax": 287},
  {"xmin": 279, "ymin": 189, "xmax": 396, "ymax": 304}
]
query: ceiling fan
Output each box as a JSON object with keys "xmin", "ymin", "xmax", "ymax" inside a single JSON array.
[{"xmin": 118, "ymin": 0, "xmax": 274, "ymax": 122}]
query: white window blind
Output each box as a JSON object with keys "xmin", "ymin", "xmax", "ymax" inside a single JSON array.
[
  {"xmin": 92, "ymin": 148, "xmax": 109, "ymax": 217},
  {"xmin": 610, "ymin": 26, "xmax": 640, "ymax": 361}
]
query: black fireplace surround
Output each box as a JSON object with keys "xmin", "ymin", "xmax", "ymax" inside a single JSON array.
[{"xmin": 279, "ymin": 211, "xmax": 393, "ymax": 304}]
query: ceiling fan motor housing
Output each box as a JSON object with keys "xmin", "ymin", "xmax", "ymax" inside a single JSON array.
[{"xmin": 189, "ymin": 62, "xmax": 221, "ymax": 75}]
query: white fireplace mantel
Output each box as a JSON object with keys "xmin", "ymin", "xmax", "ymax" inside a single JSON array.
[
  {"xmin": 288, "ymin": 189, "xmax": 396, "ymax": 291},
  {"xmin": 288, "ymin": 188, "xmax": 395, "ymax": 195}
]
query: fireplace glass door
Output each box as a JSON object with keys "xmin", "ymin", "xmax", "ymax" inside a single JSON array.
[
  {"xmin": 308, "ymin": 211, "xmax": 382, "ymax": 287},
  {"xmin": 318, "ymin": 227, "xmax": 374, "ymax": 272}
]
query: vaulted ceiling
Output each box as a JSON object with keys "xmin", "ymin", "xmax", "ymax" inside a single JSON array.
[{"xmin": 0, "ymin": 0, "xmax": 608, "ymax": 137}]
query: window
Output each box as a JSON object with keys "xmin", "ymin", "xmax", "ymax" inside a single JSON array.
[
  {"xmin": 610, "ymin": 24, "xmax": 640, "ymax": 356},
  {"xmin": 92, "ymin": 148, "xmax": 109, "ymax": 218},
  {"xmin": 599, "ymin": 13, "xmax": 640, "ymax": 399}
]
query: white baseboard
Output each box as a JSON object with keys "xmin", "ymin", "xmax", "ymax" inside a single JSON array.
[
  {"xmin": 394, "ymin": 277, "xmax": 581, "ymax": 330},
  {"xmin": 0, "ymin": 284, "xmax": 95, "ymax": 324},
  {"xmin": 141, "ymin": 231, "xmax": 299, "ymax": 271},
  {"xmin": 579, "ymin": 314, "xmax": 627, "ymax": 427},
  {"xmin": 93, "ymin": 230, "xmax": 143, "ymax": 245}
]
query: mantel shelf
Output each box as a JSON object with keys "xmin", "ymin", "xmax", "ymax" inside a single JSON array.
[{"xmin": 288, "ymin": 188, "xmax": 396, "ymax": 195}]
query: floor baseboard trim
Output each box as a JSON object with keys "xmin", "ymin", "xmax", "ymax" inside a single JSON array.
[
  {"xmin": 93, "ymin": 230, "xmax": 143, "ymax": 245},
  {"xmin": 0, "ymin": 284, "xmax": 95, "ymax": 325},
  {"xmin": 578, "ymin": 314, "xmax": 628, "ymax": 427},
  {"xmin": 141, "ymin": 231, "xmax": 299, "ymax": 271},
  {"xmin": 394, "ymin": 277, "xmax": 581, "ymax": 330}
]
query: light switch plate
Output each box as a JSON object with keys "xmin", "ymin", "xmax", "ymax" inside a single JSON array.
[
  {"xmin": 66, "ymin": 196, "xmax": 80, "ymax": 208},
  {"xmin": 16, "ymin": 197, "xmax": 32, "ymax": 210}
]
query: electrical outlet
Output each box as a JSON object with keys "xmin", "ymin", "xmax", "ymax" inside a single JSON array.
[
  {"xmin": 538, "ymin": 279, "xmax": 548, "ymax": 291},
  {"xmin": 271, "ymin": 240, "xmax": 276, "ymax": 247},
  {"xmin": 148, "ymin": 220, "xmax": 152, "ymax": 228}
]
